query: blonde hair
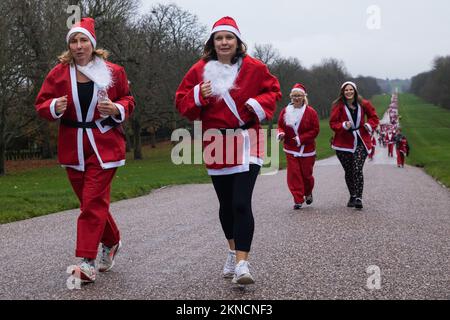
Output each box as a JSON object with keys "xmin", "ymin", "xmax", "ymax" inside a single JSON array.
[
  {"xmin": 290, "ymin": 91, "xmax": 309, "ymax": 106},
  {"xmin": 58, "ymin": 48, "xmax": 109, "ymax": 65}
]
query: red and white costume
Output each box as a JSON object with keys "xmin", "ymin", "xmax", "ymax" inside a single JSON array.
[
  {"xmin": 277, "ymin": 85, "xmax": 319, "ymax": 204},
  {"xmin": 175, "ymin": 55, "xmax": 281, "ymax": 175},
  {"xmin": 35, "ymin": 18, "xmax": 135, "ymax": 259},
  {"xmin": 396, "ymin": 136, "xmax": 408, "ymax": 167},
  {"xmin": 330, "ymin": 99, "xmax": 379, "ymax": 154}
]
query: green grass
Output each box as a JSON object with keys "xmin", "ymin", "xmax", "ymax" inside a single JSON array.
[
  {"xmin": 0, "ymin": 143, "xmax": 209, "ymax": 224},
  {"xmin": 397, "ymin": 94, "xmax": 450, "ymax": 187},
  {"xmin": 6, "ymin": 93, "xmax": 448, "ymax": 224}
]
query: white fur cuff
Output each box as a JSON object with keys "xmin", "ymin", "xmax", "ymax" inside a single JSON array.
[
  {"xmin": 364, "ymin": 123, "xmax": 372, "ymax": 133},
  {"xmin": 50, "ymin": 98, "xmax": 63, "ymax": 119},
  {"xmin": 194, "ymin": 84, "xmax": 202, "ymax": 107},
  {"xmin": 112, "ymin": 103, "xmax": 125, "ymax": 123},
  {"xmin": 246, "ymin": 98, "xmax": 266, "ymax": 121}
]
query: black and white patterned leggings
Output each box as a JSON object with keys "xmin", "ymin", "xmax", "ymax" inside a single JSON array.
[{"xmin": 336, "ymin": 143, "xmax": 368, "ymax": 199}]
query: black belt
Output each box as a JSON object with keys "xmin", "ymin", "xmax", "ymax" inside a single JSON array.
[
  {"xmin": 218, "ymin": 120, "xmax": 255, "ymax": 135},
  {"xmin": 60, "ymin": 117, "xmax": 119, "ymax": 129}
]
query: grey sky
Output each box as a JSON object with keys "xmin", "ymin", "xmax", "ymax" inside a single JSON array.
[{"xmin": 141, "ymin": 0, "xmax": 450, "ymax": 79}]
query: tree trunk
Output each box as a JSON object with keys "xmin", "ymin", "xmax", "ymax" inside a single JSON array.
[
  {"xmin": 0, "ymin": 104, "xmax": 5, "ymax": 176},
  {"xmin": 132, "ymin": 116, "xmax": 142, "ymax": 160},
  {"xmin": 124, "ymin": 124, "xmax": 132, "ymax": 152},
  {"xmin": 149, "ymin": 126, "xmax": 156, "ymax": 148}
]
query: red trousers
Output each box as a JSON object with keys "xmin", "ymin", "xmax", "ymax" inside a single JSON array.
[
  {"xmin": 388, "ymin": 144, "xmax": 394, "ymax": 157},
  {"xmin": 66, "ymin": 133, "xmax": 120, "ymax": 259},
  {"xmin": 286, "ymin": 154, "xmax": 316, "ymax": 204},
  {"xmin": 396, "ymin": 150, "xmax": 405, "ymax": 167}
]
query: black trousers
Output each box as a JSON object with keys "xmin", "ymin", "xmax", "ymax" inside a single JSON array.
[
  {"xmin": 211, "ymin": 164, "xmax": 260, "ymax": 252},
  {"xmin": 336, "ymin": 143, "xmax": 368, "ymax": 199}
]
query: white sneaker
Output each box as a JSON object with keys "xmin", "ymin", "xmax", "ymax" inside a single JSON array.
[
  {"xmin": 232, "ymin": 260, "xmax": 254, "ymax": 285},
  {"xmin": 98, "ymin": 241, "xmax": 122, "ymax": 272},
  {"xmin": 72, "ymin": 259, "xmax": 96, "ymax": 283},
  {"xmin": 223, "ymin": 250, "xmax": 236, "ymax": 278}
]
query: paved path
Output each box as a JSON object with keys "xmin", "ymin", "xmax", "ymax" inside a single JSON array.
[{"xmin": 0, "ymin": 146, "xmax": 448, "ymax": 300}]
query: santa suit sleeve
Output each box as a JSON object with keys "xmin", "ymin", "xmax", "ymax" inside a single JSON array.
[
  {"xmin": 35, "ymin": 68, "xmax": 64, "ymax": 121},
  {"xmin": 299, "ymin": 107, "xmax": 320, "ymax": 145},
  {"xmin": 329, "ymin": 104, "xmax": 348, "ymax": 133},
  {"xmin": 361, "ymin": 100, "xmax": 379, "ymax": 133},
  {"xmin": 245, "ymin": 64, "xmax": 281, "ymax": 122},
  {"xmin": 277, "ymin": 108, "xmax": 286, "ymax": 140},
  {"xmin": 111, "ymin": 67, "xmax": 135, "ymax": 123},
  {"xmin": 175, "ymin": 63, "xmax": 209, "ymax": 121}
]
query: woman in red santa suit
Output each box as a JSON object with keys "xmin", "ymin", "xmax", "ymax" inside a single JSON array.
[
  {"xmin": 277, "ymin": 84, "xmax": 319, "ymax": 210},
  {"xmin": 176, "ymin": 16, "xmax": 281, "ymax": 285},
  {"xmin": 35, "ymin": 18, "xmax": 135, "ymax": 283},
  {"xmin": 330, "ymin": 81, "xmax": 379, "ymax": 209}
]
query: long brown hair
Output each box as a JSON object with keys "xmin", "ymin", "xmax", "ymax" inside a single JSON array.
[
  {"xmin": 332, "ymin": 83, "xmax": 364, "ymax": 107},
  {"xmin": 201, "ymin": 33, "xmax": 247, "ymax": 64}
]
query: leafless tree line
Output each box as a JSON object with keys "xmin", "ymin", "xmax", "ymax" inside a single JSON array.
[{"xmin": 0, "ymin": 0, "xmax": 381, "ymax": 175}]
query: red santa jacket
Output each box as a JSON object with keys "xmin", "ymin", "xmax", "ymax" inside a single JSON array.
[
  {"xmin": 35, "ymin": 61, "xmax": 135, "ymax": 171},
  {"xmin": 277, "ymin": 104, "xmax": 319, "ymax": 157},
  {"xmin": 330, "ymin": 99, "xmax": 379, "ymax": 153},
  {"xmin": 175, "ymin": 55, "xmax": 281, "ymax": 175}
]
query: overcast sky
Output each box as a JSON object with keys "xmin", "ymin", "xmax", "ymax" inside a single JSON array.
[{"xmin": 140, "ymin": 0, "xmax": 450, "ymax": 79}]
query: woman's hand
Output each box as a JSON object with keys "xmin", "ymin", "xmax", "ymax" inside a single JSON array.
[
  {"xmin": 55, "ymin": 95, "xmax": 68, "ymax": 114},
  {"xmin": 245, "ymin": 103, "xmax": 255, "ymax": 114},
  {"xmin": 97, "ymin": 99, "xmax": 120, "ymax": 116},
  {"xmin": 201, "ymin": 81, "xmax": 212, "ymax": 99},
  {"xmin": 344, "ymin": 121, "xmax": 352, "ymax": 130}
]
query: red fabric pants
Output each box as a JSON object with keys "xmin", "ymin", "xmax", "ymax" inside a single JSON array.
[
  {"xmin": 66, "ymin": 133, "xmax": 120, "ymax": 259},
  {"xmin": 396, "ymin": 149, "xmax": 405, "ymax": 167},
  {"xmin": 388, "ymin": 144, "xmax": 394, "ymax": 157},
  {"xmin": 286, "ymin": 154, "xmax": 316, "ymax": 204}
]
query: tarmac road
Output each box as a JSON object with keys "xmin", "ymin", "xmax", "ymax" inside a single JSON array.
[{"xmin": 0, "ymin": 146, "xmax": 448, "ymax": 300}]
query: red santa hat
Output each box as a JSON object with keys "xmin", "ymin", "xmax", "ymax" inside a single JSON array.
[
  {"xmin": 341, "ymin": 81, "xmax": 358, "ymax": 92},
  {"xmin": 291, "ymin": 83, "xmax": 307, "ymax": 95},
  {"xmin": 66, "ymin": 17, "xmax": 97, "ymax": 48},
  {"xmin": 210, "ymin": 16, "xmax": 242, "ymax": 41}
]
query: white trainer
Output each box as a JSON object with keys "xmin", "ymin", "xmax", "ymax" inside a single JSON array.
[
  {"xmin": 232, "ymin": 260, "xmax": 254, "ymax": 285},
  {"xmin": 98, "ymin": 240, "xmax": 122, "ymax": 272},
  {"xmin": 223, "ymin": 250, "xmax": 236, "ymax": 278}
]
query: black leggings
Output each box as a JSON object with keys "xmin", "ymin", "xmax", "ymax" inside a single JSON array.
[
  {"xmin": 336, "ymin": 143, "xmax": 368, "ymax": 199},
  {"xmin": 211, "ymin": 164, "xmax": 260, "ymax": 252}
]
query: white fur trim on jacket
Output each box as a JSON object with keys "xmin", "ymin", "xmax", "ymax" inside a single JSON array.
[
  {"xmin": 364, "ymin": 123, "xmax": 372, "ymax": 133},
  {"xmin": 203, "ymin": 60, "xmax": 239, "ymax": 98},
  {"xmin": 194, "ymin": 84, "xmax": 202, "ymax": 107},
  {"xmin": 246, "ymin": 98, "xmax": 266, "ymax": 122},
  {"xmin": 112, "ymin": 103, "xmax": 125, "ymax": 123},
  {"xmin": 77, "ymin": 57, "xmax": 112, "ymax": 89},
  {"xmin": 50, "ymin": 98, "xmax": 63, "ymax": 119}
]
